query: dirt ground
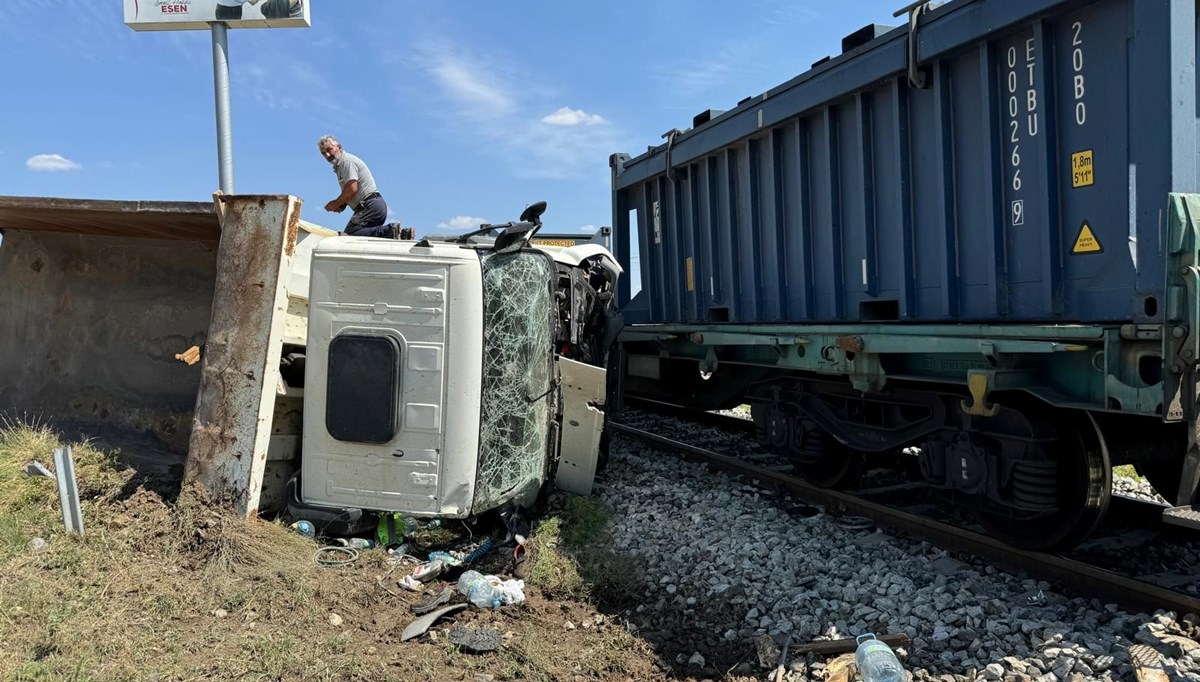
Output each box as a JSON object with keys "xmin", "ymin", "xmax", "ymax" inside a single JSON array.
[{"xmin": 0, "ymin": 421, "xmax": 761, "ymax": 682}]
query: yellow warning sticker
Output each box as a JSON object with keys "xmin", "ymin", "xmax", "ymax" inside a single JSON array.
[
  {"xmin": 685, "ymin": 257, "xmax": 695, "ymax": 292},
  {"xmin": 1072, "ymin": 221, "xmax": 1102, "ymax": 254},
  {"xmin": 531, "ymin": 238, "xmax": 578, "ymax": 248},
  {"xmin": 1071, "ymin": 150, "xmax": 1094, "ymax": 188}
]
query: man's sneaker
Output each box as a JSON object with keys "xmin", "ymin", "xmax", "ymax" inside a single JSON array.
[{"xmin": 384, "ymin": 223, "xmax": 401, "ymax": 239}]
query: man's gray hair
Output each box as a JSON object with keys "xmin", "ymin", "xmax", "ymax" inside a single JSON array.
[{"xmin": 317, "ymin": 134, "xmax": 340, "ymax": 149}]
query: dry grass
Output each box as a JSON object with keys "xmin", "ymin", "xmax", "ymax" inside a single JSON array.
[
  {"xmin": 0, "ymin": 421, "xmax": 666, "ymax": 681},
  {"xmin": 526, "ymin": 495, "xmax": 643, "ymax": 607}
]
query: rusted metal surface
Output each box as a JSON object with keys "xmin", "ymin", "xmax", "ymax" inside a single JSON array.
[
  {"xmin": 284, "ymin": 205, "xmax": 301, "ymax": 257},
  {"xmin": 0, "ymin": 229, "xmax": 218, "ymax": 451},
  {"xmin": 0, "ymin": 196, "xmax": 219, "ymax": 242},
  {"xmin": 184, "ymin": 195, "xmax": 303, "ymax": 517},
  {"xmin": 608, "ymin": 421, "xmax": 1200, "ymax": 618},
  {"xmin": 835, "ymin": 335, "xmax": 865, "ymax": 353}
]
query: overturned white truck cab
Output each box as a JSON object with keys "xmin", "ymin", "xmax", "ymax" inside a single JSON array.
[{"xmin": 286, "ymin": 202, "xmax": 622, "ymax": 530}]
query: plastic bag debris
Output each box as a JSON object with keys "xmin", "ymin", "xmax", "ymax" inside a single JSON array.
[{"xmin": 457, "ymin": 570, "xmax": 526, "ymax": 608}]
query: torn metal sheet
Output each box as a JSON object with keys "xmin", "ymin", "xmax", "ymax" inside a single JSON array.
[{"xmin": 554, "ymin": 356, "xmax": 607, "ymax": 496}]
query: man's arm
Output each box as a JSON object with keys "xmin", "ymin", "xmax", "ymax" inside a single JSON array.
[{"xmin": 325, "ymin": 179, "xmax": 359, "ymax": 212}]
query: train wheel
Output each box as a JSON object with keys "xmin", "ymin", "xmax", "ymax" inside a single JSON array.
[
  {"xmin": 976, "ymin": 412, "xmax": 1111, "ymax": 552},
  {"xmin": 750, "ymin": 402, "xmax": 865, "ymax": 489},
  {"xmin": 789, "ymin": 420, "xmax": 864, "ymax": 489},
  {"xmin": 793, "ymin": 450, "xmax": 865, "ymax": 489}
]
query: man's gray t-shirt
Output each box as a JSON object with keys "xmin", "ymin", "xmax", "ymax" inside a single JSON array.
[{"xmin": 331, "ymin": 152, "xmax": 378, "ymax": 210}]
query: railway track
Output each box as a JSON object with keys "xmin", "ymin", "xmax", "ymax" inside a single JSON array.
[{"xmin": 608, "ymin": 401, "xmax": 1200, "ymax": 620}]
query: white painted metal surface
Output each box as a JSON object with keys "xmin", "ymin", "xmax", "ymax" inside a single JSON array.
[
  {"xmin": 536, "ymin": 243, "xmax": 624, "ymax": 280},
  {"xmin": 553, "ymin": 356, "xmax": 607, "ymax": 496},
  {"xmin": 282, "ymin": 220, "xmax": 336, "ymax": 346},
  {"xmin": 301, "ymin": 237, "xmax": 484, "ymax": 517}
]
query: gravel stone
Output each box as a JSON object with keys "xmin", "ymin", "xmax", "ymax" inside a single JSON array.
[{"xmin": 595, "ymin": 422, "xmax": 1191, "ymax": 682}]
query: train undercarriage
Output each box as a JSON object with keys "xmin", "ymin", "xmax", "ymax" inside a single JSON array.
[{"xmin": 618, "ymin": 332, "xmax": 1200, "ymax": 552}]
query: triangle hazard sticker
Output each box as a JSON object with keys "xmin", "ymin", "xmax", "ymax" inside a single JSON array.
[{"xmin": 1072, "ymin": 221, "xmax": 1102, "ymax": 254}]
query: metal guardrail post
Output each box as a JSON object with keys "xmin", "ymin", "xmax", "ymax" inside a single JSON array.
[
  {"xmin": 26, "ymin": 450, "xmax": 85, "ymax": 535},
  {"xmin": 52, "ymin": 447, "xmax": 84, "ymax": 535}
]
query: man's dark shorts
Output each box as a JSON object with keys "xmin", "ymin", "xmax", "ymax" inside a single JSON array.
[
  {"xmin": 215, "ymin": 4, "xmax": 243, "ymax": 20},
  {"xmin": 261, "ymin": 0, "xmax": 303, "ymax": 18},
  {"xmin": 343, "ymin": 195, "xmax": 390, "ymax": 237}
]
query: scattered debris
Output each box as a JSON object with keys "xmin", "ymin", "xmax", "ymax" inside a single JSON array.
[
  {"xmin": 457, "ymin": 570, "xmax": 526, "ymax": 608},
  {"xmin": 771, "ymin": 632, "xmax": 793, "ymax": 682},
  {"xmin": 1146, "ymin": 631, "xmax": 1200, "ymax": 659},
  {"xmin": 289, "ymin": 520, "xmax": 315, "ymax": 538},
  {"xmin": 411, "ymin": 559, "xmax": 445, "ymax": 583},
  {"xmin": 448, "ymin": 624, "xmax": 503, "ymax": 654},
  {"xmin": 328, "ymin": 613, "xmax": 343, "ymax": 627},
  {"xmin": 332, "ymin": 537, "xmax": 376, "ymax": 549},
  {"xmin": 400, "ymin": 603, "xmax": 467, "ymax": 642},
  {"xmin": 174, "ymin": 344, "xmax": 202, "ymax": 366},
  {"xmin": 411, "ymin": 584, "xmax": 455, "ymax": 616},
  {"xmin": 212, "ymin": 609, "xmax": 228, "ymax": 619},
  {"xmin": 791, "ymin": 633, "xmax": 912, "ymax": 657},
  {"xmin": 1129, "ymin": 643, "xmax": 1169, "ymax": 682},
  {"xmin": 27, "ymin": 537, "xmax": 49, "ymax": 553},
  {"xmin": 314, "ymin": 546, "xmax": 358, "ymax": 568},
  {"xmin": 824, "ymin": 653, "xmax": 857, "ymax": 682}
]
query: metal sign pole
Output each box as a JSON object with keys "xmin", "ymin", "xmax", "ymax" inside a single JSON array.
[{"xmin": 210, "ymin": 21, "xmax": 234, "ymax": 194}]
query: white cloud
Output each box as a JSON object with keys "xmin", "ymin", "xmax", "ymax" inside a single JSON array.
[
  {"xmin": 26, "ymin": 154, "xmax": 82, "ymax": 172},
  {"xmin": 429, "ymin": 57, "xmax": 515, "ymax": 113},
  {"xmin": 406, "ymin": 41, "xmax": 621, "ymax": 181},
  {"xmin": 578, "ymin": 225, "xmax": 598, "ymax": 233},
  {"xmin": 238, "ymin": 61, "xmax": 366, "ymax": 119},
  {"xmin": 542, "ymin": 107, "xmax": 607, "ymax": 127},
  {"xmin": 436, "ymin": 215, "xmax": 490, "ymax": 231}
]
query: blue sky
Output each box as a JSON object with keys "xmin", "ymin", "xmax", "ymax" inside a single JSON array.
[{"xmin": 0, "ymin": 0, "xmax": 898, "ymax": 244}]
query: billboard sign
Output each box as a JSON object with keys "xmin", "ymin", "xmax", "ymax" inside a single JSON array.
[{"xmin": 124, "ymin": 0, "xmax": 311, "ymax": 31}]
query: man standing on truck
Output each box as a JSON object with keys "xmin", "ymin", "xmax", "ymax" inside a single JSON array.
[{"xmin": 318, "ymin": 135, "xmax": 396, "ymax": 238}]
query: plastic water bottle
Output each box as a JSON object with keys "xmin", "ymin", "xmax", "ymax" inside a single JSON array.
[
  {"xmin": 290, "ymin": 520, "xmax": 315, "ymax": 538},
  {"xmin": 457, "ymin": 570, "xmax": 501, "ymax": 608},
  {"xmin": 855, "ymin": 633, "xmax": 906, "ymax": 682}
]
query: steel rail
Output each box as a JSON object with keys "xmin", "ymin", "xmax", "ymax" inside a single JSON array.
[{"xmin": 607, "ymin": 421, "xmax": 1200, "ymax": 618}]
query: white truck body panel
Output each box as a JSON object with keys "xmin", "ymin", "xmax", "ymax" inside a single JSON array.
[{"xmin": 302, "ymin": 238, "xmax": 484, "ymax": 517}]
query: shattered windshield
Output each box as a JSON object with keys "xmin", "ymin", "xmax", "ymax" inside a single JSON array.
[{"xmin": 471, "ymin": 249, "xmax": 555, "ymax": 513}]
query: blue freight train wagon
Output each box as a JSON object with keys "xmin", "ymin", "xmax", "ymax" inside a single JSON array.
[{"xmin": 609, "ymin": 0, "xmax": 1200, "ymax": 551}]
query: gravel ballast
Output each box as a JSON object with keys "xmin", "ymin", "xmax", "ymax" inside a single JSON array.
[{"xmin": 593, "ymin": 436, "xmax": 1200, "ymax": 681}]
